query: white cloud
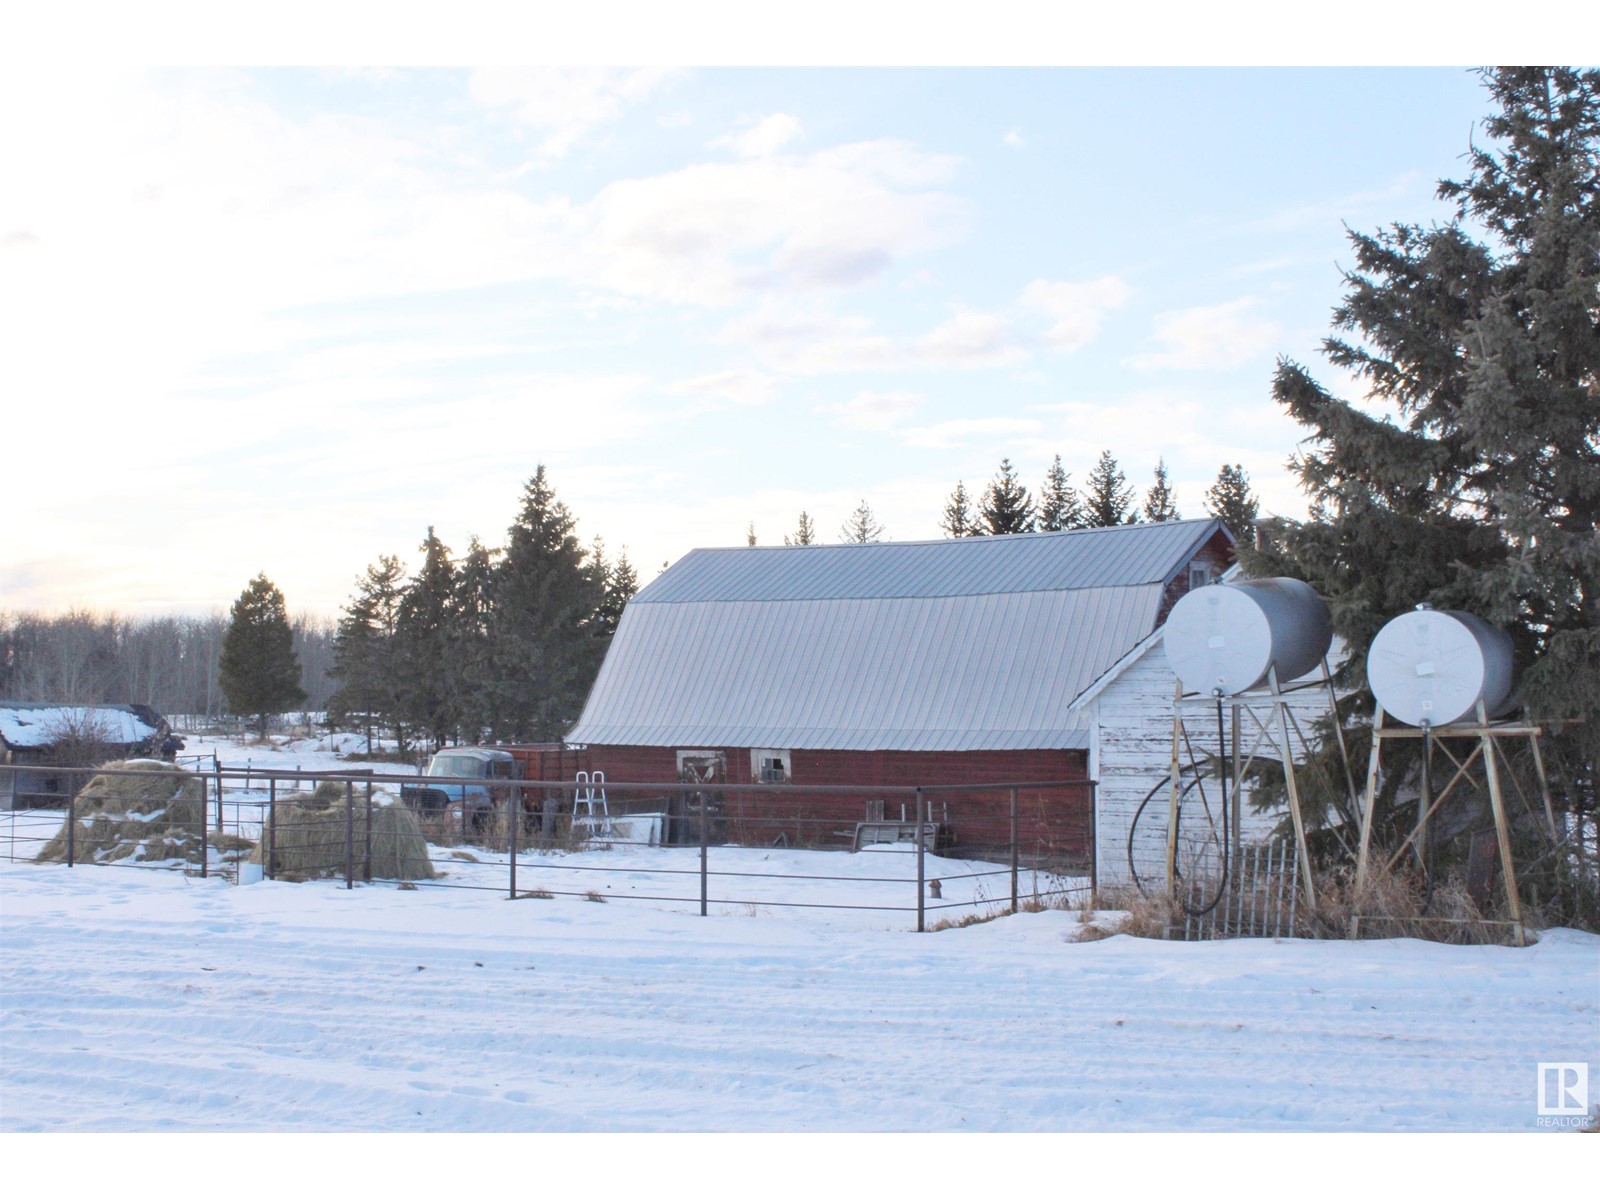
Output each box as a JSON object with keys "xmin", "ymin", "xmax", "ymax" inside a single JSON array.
[
  {"xmin": 899, "ymin": 417, "xmax": 1043, "ymax": 450},
  {"xmin": 672, "ymin": 369, "xmax": 778, "ymax": 406},
  {"xmin": 1131, "ymin": 297, "xmax": 1283, "ymax": 370},
  {"xmin": 913, "ymin": 311, "xmax": 1026, "ymax": 367},
  {"xmin": 576, "ymin": 140, "xmax": 966, "ymax": 304},
  {"xmin": 1002, "ymin": 128, "xmax": 1025, "ymax": 148},
  {"xmin": 718, "ymin": 300, "xmax": 1032, "ymax": 376},
  {"xmin": 715, "ymin": 300, "xmax": 899, "ymax": 373},
  {"xmin": 820, "ymin": 390, "xmax": 925, "ymax": 431},
  {"xmin": 1017, "ymin": 276, "xmax": 1134, "ymax": 352},
  {"xmin": 469, "ymin": 68, "xmax": 674, "ymax": 159},
  {"xmin": 714, "ymin": 113, "xmax": 803, "ymax": 158}
]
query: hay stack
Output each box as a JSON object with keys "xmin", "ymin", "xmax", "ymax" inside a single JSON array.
[
  {"xmin": 35, "ymin": 760, "xmax": 249, "ymax": 867},
  {"xmin": 250, "ymin": 787, "xmax": 434, "ymax": 881}
]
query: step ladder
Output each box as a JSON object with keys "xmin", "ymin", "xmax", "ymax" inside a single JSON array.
[{"xmin": 573, "ymin": 770, "xmax": 613, "ymax": 840}]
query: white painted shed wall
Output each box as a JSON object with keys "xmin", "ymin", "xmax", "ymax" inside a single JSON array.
[{"xmin": 1089, "ymin": 636, "xmax": 1344, "ymax": 888}]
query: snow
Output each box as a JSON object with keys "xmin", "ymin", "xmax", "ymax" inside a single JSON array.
[
  {"xmin": 0, "ymin": 704, "xmax": 159, "ymax": 749},
  {"xmin": 3, "ymin": 731, "xmax": 1596, "ymax": 1137},
  {"xmin": 2, "ymin": 850, "xmax": 1595, "ymax": 1133}
]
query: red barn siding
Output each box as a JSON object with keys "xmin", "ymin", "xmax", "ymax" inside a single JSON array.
[
  {"xmin": 548, "ymin": 744, "xmax": 1093, "ymax": 865},
  {"xmin": 1155, "ymin": 530, "xmax": 1236, "ymax": 625}
]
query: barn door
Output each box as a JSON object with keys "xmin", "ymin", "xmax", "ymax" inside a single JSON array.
[{"xmin": 673, "ymin": 751, "xmax": 726, "ymax": 844}]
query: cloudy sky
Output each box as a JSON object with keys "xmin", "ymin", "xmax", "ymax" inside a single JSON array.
[{"xmin": 2, "ymin": 55, "xmax": 1496, "ymax": 616}]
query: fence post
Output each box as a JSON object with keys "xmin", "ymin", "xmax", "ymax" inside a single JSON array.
[
  {"xmin": 66, "ymin": 783, "xmax": 76, "ymax": 868},
  {"xmin": 699, "ymin": 790, "xmax": 709, "ymax": 917},
  {"xmin": 916, "ymin": 787, "xmax": 926, "ymax": 933},
  {"xmin": 364, "ymin": 780, "xmax": 373, "ymax": 883},
  {"xmin": 1010, "ymin": 787, "xmax": 1019, "ymax": 914},
  {"xmin": 508, "ymin": 785, "xmax": 519, "ymax": 900},
  {"xmin": 213, "ymin": 760, "xmax": 223, "ymax": 831},
  {"xmin": 268, "ymin": 781, "xmax": 277, "ymax": 881},
  {"xmin": 344, "ymin": 780, "xmax": 354, "ymax": 890},
  {"xmin": 198, "ymin": 774, "xmax": 208, "ymax": 878}
]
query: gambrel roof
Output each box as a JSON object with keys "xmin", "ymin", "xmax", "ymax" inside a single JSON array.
[{"xmin": 565, "ymin": 519, "xmax": 1230, "ymax": 753}]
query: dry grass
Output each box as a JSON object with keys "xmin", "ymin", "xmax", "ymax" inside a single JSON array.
[
  {"xmin": 1078, "ymin": 887, "xmax": 1182, "ymax": 941},
  {"xmin": 928, "ymin": 908, "xmax": 1007, "ymax": 931},
  {"xmin": 1310, "ymin": 864, "xmax": 1521, "ymax": 946},
  {"xmin": 251, "ymin": 792, "xmax": 433, "ymax": 881},
  {"xmin": 34, "ymin": 761, "xmax": 247, "ymax": 868}
]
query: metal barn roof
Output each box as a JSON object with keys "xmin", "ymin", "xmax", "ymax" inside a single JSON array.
[
  {"xmin": 633, "ymin": 518, "xmax": 1225, "ymax": 603},
  {"xmin": 566, "ymin": 519, "xmax": 1227, "ymax": 753}
]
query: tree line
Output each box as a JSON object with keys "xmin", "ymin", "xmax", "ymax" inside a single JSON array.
[
  {"xmin": 769, "ymin": 457, "xmax": 1260, "ymax": 547},
  {"xmin": 317, "ymin": 464, "xmax": 637, "ymax": 752},
  {"xmin": 0, "ymin": 607, "xmax": 335, "ymax": 717}
]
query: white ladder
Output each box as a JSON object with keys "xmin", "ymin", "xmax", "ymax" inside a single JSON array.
[{"xmin": 573, "ymin": 770, "xmax": 612, "ymax": 839}]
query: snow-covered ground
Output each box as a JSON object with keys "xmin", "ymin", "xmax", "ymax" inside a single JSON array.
[
  {"xmin": 3, "ymin": 734, "xmax": 1596, "ymax": 1135},
  {"xmin": 2, "ymin": 853, "xmax": 1595, "ymax": 1133}
]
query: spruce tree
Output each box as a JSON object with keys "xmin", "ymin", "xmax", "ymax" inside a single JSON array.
[
  {"xmin": 783, "ymin": 512, "xmax": 817, "ymax": 546},
  {"xmin": 598, "ymin": 546, "xmax": 639, "ymax": 634},
  {"xmin": 1143, "ymin": 458, "xmax": 1181, "ymax": 522},
  {"xmin": 489, "ymin": 465, "xmax": 606, "ymax": 741},
  {"xmin": 449, "ymin": 536, "xmax": 499, "ymax": 743},
  {"xmin": 978, "ymin": 457, "xmax": 1036, "ymax": 535},
  {"xmin": 939, "ymin": 482, "xmax": 976, "ymax": 537},
  {"xmin": 218, "ymin": 574, "xmax": 305, "ymax": 739},
  {"xmin": 1244, "ymin": 67, "xmax": 1600, "ymax": 913},
  {"xmin": 396, "ymin": 527, "xmax": 458, "ymax": 750},
  {"xmin": 839, "ymin": 500, "xmax": 886, "ymax": 543},
  {"xmin": 1081, "ymin": 450, "xmax": 1137, "ymax": 527},
  {"xmin": 1204, "ymin": 463, "xmax": 1259, "ymax": 543},
  {"xmin": 329, "ymin": 555, "xmax": 408, "ymax": 752},
  {"xmin": 1037, "ymin": 455, "xmax": 1084, "ymax": 532}
]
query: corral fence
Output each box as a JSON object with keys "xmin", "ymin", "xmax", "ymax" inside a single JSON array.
[{"xmin": 0, "ymin": 763, "xmax": 1095, "ymax": 931}]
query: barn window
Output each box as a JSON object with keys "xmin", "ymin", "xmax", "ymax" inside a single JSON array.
[
  {"xmin": 1188, "ymin": 563, "xmax": 1213, "ymax": 590},
  {"xmin": 751, "ymin": 749, "xmax": 790, "ymax": 783}
]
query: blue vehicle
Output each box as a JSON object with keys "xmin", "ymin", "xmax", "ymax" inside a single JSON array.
[{"xmin": 401, "ymin": 747, "xmax": 522, "ymax": 831}]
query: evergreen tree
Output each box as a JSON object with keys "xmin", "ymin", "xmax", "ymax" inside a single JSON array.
[
  {"xmin": 978, "ymin": 457, "xmax": 1037, "ymax": 535},
  {"xmin": 218, "ymin": 574, "xmax": 305, "ymax": 739},
  {"xmin": 839, "ymin": 500, "xmax": 885, "ymax": 543},
  {"xmin": 449, "ymin": 536, "xmax": 499, "ymax": 743},
  {"xmin": 1143, "ymin": 458, "xmax": 1181, "ymax": 522},
  {"xmin": 1204, "ymin": 463, "xmax": 1260, "ymax": 543},
  {"xmin": 1081, "ymin": 450, "xmax": 1137, "ymax": 527},
  {"xmin": 396, "ymin": 527, "xmax": 459, "ymax": 750},
  {"xmin": 488, "ymin": 465, "xmax": 606, "ymax": 741},
  {"xmin": 1244, "ymin": 67, "xmax": 1600, "ymax": 917},
  {"xmin": 939, "ymin": 481, "xmax": 976, "ymax": 538},
  {"xmin": 597, "ymin": 546, "xmax": 639, "ymax": 634},
  {"xmin": 783, "ymin": 512, "xmax": 817, "ymax": 546},
  {"xmin": 329, "ymin": 555, "xmax": 408, "ymax": 752},
  {"xmin": 1037, "ymin": 455, "xmax": 1084, "ymax": 532}
]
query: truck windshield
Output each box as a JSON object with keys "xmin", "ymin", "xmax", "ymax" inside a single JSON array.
[{"xmin": 428, "ymin": 755, "xmax": 484, "ymax": 778}]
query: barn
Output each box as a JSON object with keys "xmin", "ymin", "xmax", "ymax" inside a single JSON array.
[{"xmin": 563, "ymin": 519, "xmax": 1239, "ymax": 875}]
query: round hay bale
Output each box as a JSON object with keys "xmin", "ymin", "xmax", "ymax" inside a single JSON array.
[
  {"xmin": 250, "ymin": 792, "xmax": 434, "ymax": 881},
  {"xmin": 34, "ymin": 760, "xmax": 216, "ymax": 866}
]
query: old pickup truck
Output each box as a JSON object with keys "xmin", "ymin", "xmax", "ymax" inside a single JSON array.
[{"xmin": 400, "ymin": 747, "xmax": 522, "ymax": 830}]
